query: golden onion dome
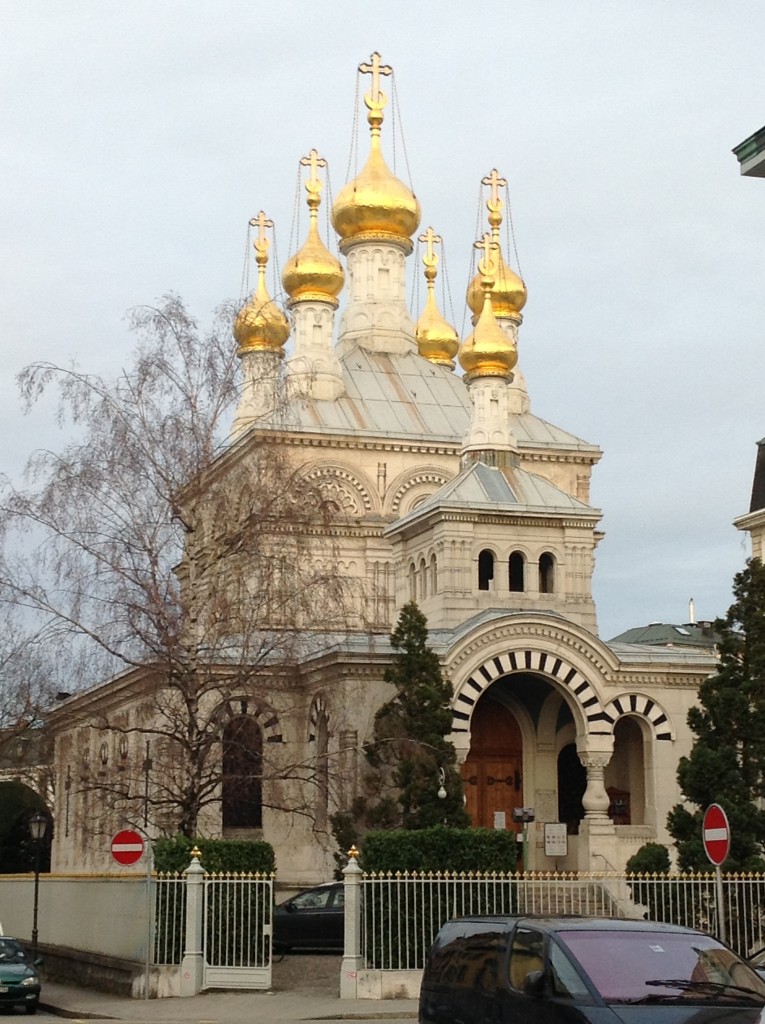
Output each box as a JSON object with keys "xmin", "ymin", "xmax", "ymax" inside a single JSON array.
[
  {"xmin": 415, "ymin": 228, "xmax": 459, "ymax": 369},
  {"xmin": 459, "ymin": 239, "xmax": 518, "ymax": 381},
  {"xmin": 466, "ymin": 169, "xmax": 527, "ymax": 318},
  {"xmin": 283, "ymin": 150, "xmax": 344, "ymax": 307},
  {"xmin": 233, "ymin": 212, "xmax": 290, "ymax": 357},
  {"xmin": 466, "ymin": 248, "xmax": 527, "ymax": 318},
  {"xmin": 331, "ymin": 53, "xmax": 420, "ymax": 250}
]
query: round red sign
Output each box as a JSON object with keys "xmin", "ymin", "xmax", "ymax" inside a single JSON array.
[
  {"xmin": 702, "ymin": 803, "xmax": 730, "ymax": 866},
  {"xmin": 111, "ymin": 828, "xmax": 145, "ymax": 866}
]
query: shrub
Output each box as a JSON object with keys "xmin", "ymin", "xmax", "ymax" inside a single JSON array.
[{"xmin": 152, "ymin": 835, "xmax": 275, "ymax": 874}]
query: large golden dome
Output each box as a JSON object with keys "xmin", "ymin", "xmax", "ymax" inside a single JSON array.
[
  {"xmin": 466, "ymin": 169, "xmax": 527, "ymax": 319},
  {"xmin": 283, "ymin": 150, "xmax": 344, "ymax": 307},
  {"xmin": 233, "ymin": 212, "xmax": 290, "ymax": 356},
  {"xmin": 415, "ymin": 228, "xmax": 458, "ymax": 369},
  {"xmin": 331, "ymin": 53, "xmax": 420, "ymax": 250},
  {"xmin": 459, "ymin": 242, "xmax": 518, "ymax": 381}
]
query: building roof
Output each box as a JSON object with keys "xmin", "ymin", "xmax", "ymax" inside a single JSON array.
[
  {"xmin": 733, "ymin": 125, "xmax": 765, "ymax": 178},
  {"xmin": 290, "ymin": 344, "xmax": 599, "ymax": 454},
  {"xmin": 387, "ymin": 459, "xmax": 599, "ymax": 537},
  {"xmin": 608, "ymin": 622, "xmax": 718, "ymax": 649}
]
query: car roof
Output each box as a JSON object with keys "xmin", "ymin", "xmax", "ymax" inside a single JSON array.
[{"xmin": 454, "ymin": 916, "xmax": 704, "ymax": 935}]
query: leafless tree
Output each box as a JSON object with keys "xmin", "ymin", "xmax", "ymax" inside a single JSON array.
[{"xmin": 0, "ymin": 295, "xmax": 354, "ymax": 839}]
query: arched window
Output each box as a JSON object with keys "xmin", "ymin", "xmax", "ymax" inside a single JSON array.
[
  {"xmin": 509, "ymin": 551, "xmax": 525, "ymax": 592},
  {"xmin": 478, "ymin": 549, "xmax": 494, "ymax": 591},
  {"xmin": 408, "ymin": 562, "xmax": 416, "ymax": 601},
  {"xmin": 539, "ymin": 552, "xmax": 555, "ymax": 594},
  {"xmin": 419, "ymin": 558, "xmax": 427, "ymax": 599},
  {"xmin": 315, "ymin": 711, "xmax": 329, "ymax": 828},
  {"xmin": 430, "ymin": 554, "xmax": 438, "ymax": 595},
  {"xmin": 222, "ymin": 715, "xmax": 263, "ymax": 829}
]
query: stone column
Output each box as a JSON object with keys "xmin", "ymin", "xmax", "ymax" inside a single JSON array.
[
  {"xmin": 579, "ymin": 749, "xmax": 612, "ymax": 825},
  {"xmin": 179, "ymin": 848, "xmax": 206, "ymax": 997},
  {"xmin": 340, "ymin": 846, "xmax": 363, "ymax": 999},
  {"xmin": 577, "ymin": 743, "xmax": 619, "ymax": 872}
]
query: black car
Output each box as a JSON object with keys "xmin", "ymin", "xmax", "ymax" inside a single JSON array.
[
  {"xmin": 419, "ymin": 915, "xmax": 765, "ymax": 1024},
  {"xmin": 0, "ymin": 937, "xmax": 41, "ymax": 1015},
  {"xmin": 273, "ymin": 881, "xmax": 344, "ymax": 953}
]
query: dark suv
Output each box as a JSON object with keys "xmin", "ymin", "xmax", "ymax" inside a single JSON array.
[{"xmin": 419, "ymin": 916, "xmax": 765, "ymax": 1024}]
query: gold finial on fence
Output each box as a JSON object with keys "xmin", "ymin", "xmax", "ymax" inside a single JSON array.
[
  {"xmin": 347, "ymin": 845, "xmax": 359, "ymax": 860},
  {"xmin": 190, "ymin": 845, "xmax": 202, "ymax": 860}
]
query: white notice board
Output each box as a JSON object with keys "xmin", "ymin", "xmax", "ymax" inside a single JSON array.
[{"xmin": 544, "ymin": 823, "xmax": 568, "ymax": 857}]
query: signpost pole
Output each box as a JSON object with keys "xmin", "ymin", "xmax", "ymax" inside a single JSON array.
[
  {"xmin": 702, "ymin": 804, "xmax": 730, "ymax": 945},
  {"xmin": 144, "ymin": 841, "xmax": 152, "ymax": 1001}
]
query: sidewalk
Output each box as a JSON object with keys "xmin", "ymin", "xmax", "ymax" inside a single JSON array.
[{"xmin": 39, "ymin": 979, "xmax": 419, "ymax": 1022}]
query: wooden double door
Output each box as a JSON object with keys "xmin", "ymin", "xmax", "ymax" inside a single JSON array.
[{"xmin": 461, "ymin": 697, "xmax": 524, "ymax": 834}]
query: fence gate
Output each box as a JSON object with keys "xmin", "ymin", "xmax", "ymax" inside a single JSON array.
[{"xmin": 202, "ymin": 873, "xmax": 273, "ymax": 990}]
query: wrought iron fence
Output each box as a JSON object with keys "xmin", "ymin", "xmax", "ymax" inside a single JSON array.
[
  {"xmin": 360, "ymin": 871, "xmax": 765, "ymax": 971},
  {"xmin": 203, "ymin": 872, "xmax": 273, "ymax": 971},
  {"xmin": 153, "ymin": 873, "xmax": 186, "ymax": 965}
]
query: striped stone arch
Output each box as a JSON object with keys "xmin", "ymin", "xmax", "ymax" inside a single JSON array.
[
  {"xmin": 602, "ymin": 694, "xmax": 675, "ymax": 741},
  {"xmin": 216, "ymin": 698, "xmax": 283, "ymax": 744},
  {"xmin": 308, "ymin": 692, "xmax": 329, "ymax": 743},
  {"xmin": 452, "ymin": 648, "xmax": 608, "ymax": 734}
]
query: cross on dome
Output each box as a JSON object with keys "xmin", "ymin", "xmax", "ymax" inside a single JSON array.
[
  {"xmin": 359, "ymin": 51, "xmax": 392, "ymax": 112},
  {"xmin": 249, "ymin": 211, "xmax": 273, "ymax": 265}
]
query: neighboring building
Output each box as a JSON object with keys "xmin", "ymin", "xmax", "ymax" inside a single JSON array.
[
  {"xmin": 44, "ymin": 54, "xmax": 720, "ymax": 883},
  {"xmin": 733, "ymin": 125, "xmax": 765, "ymax": 178},
  {"xmin": 608, "ymin": 622, "xmax": 718, "ymax": 650}
]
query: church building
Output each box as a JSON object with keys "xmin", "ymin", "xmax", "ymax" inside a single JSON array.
[{"xmin": 46, "ymin": 53, "xmax": 722, "ymax": 884}]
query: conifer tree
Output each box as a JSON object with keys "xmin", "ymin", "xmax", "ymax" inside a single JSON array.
[
  {"xmin": 366, "ymin": 601, "xmax": 470, "ymax": 829},
  {"xmin": 667, "ymin": 558, "xmax": 765, "ymax": 871}
]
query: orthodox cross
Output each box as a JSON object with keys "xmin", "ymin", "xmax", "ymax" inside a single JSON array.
[
  {"xmin": 419, "ymin": 226, "xmax": 442, "ymax": 270},
  {"xmin": 359, "ymin": 51, "xmax": 392, "ymax": 110},
  {"xmin": 475, "ymin": 231, "xmax": 498, "ymax": 285},
  {"xmin": 300, "ymin": 148, "xmax": 327, "ymax": 202},
  {"xmin": 483, "ymin": 168, "xmax": 507, "ymax": 218},
  {"xmin": 249, "ymin": 210, "xmax": 273, "ymax": 265}
]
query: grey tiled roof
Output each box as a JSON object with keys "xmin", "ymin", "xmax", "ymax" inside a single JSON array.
[{"xmin": 291, "ymin": 345, "xmax": 599, "ymax": 453}]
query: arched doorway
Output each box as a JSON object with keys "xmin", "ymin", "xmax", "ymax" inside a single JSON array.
[{"xmin": 461, "ymin": 698, "xmax": 523, "ymax": 832}]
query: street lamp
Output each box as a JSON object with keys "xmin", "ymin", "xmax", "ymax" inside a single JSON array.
[{"xmin": 29, "ymin": 812, "xmax": 48, "ymax": 958}]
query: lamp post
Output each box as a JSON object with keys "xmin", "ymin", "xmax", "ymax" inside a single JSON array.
[{"xmin": 29, "ymin": 812, "xmax": 48, "ymax": 958}]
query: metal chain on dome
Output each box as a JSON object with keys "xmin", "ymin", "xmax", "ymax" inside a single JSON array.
[
  {"xmin": 440, "ymin": 237, "xmax": 458, "ymax": 331},
  {"xmin": 324, "ymin": 163, "xmax": 339, "ymax": 254},
  {"xmin": 344, "ymin": 71, "xmax": 361, "ymax": 185},
  {"xmin": 239, "ymin": 220, "xmax": 253, "ymax": 303},
  {"xmin": 504, "ymin": 180, "xmax": 525, "ymax": 283},
  {"xmin": 411, "ymin": 234, "xmax": 421, "ymax": 317},
  {"xmin": 461, "ymin": 179, "xmax": 486, "ymax": 337},
  {"xmin": 287, "ymin": 158, "xmax": 303, "ymax": 266},
  {"xmin": 390, "ymin": 72, "xmax": 415, "ymax": 191}
]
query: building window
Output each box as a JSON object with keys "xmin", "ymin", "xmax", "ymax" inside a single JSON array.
[
  {"xmin": 222, "ymin": 715, "xmax": 263, "ymax": 829},
  {"xmin": 430, "ymin": 553, "xmax": 438, "ymax": 595},
  {"xmin": 478, "ymin": 549, "xmax": 494, "ymax": 591},
  {"xmin": 419, "ymin": 558, "xmax": 427, "ymax": 599},
  {"xmin": 539, "ymin": 552, "xmax": 555, "ymax": 594},
  {"xmin": 509, "ymin": 551, "xmax": 525, "ymax": 592},
  {"xmin": 408, "ymin": 562, "xmax": 416, "ymax": 601}
]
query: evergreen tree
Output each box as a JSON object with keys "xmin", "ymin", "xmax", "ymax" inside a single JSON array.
[
  {"xmin": 667, "ymin": 558, "xmax": 765, "ymax": 871},
  {"xmin": 366, "ymin": 601, "xmax": 470, "ymax": 829}
]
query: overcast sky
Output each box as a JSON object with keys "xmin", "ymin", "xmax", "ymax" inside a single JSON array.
[{"xmin": 2, "ymin": 2, "xmax": 764, "ymax": 642}]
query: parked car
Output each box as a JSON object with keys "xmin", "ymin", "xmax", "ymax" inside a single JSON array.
[
  {"xmin": 0, "ymin": 937, "xmax": 41, "ymax": 1015},
  {"xmin": 419, "ymin": 916, "xmax": 765, "ymax": 1024},
  {"xmin": 273, "ymin": 881, "xmax": 344, "ymax": 953}
]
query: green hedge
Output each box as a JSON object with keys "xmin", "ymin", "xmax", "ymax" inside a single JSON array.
[
  {"xmin": 360, "ymin": 825, "xmax": 520, "ymax": 872},
  {"xmin": 152, "ymin": 835, "xmax": 275, "ymax": 874}
]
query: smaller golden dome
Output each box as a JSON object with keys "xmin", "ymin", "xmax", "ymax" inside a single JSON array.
[
  {"xmin": 233, "ymin": 212, "xmax": 290, "ymax": 357},
  {"xmin": 331, "ymin": 53, "xmax": 420, "ymax": 250},
  {"xmin": 466, "ymin": 169, "xmax": 527, "ymax": 319},
  {"xmin": 415, "ymin": 227, "xmax": 459, "ymax": 369},
  {"xmin": 459, "ymin": 239, "xmax": 518, "ymax": 381},
  {"xmin": 283, "ymin": 150, "xmax": 344, "ymax": 307}
]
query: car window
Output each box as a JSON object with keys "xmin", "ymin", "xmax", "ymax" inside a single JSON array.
[
  {"xmin": 508, "ymin": 927, "xmax": 545, "ymax": 991},
  {"xmin": 549, "ymin": 941, "xmax": 592, "ymax": 1000},
  {"xmin": 291, "ymin": 888, "xmax": 331, "ymax": 910},
  {"xmin": 332, "ymin": 888, "xmax": 345, "ymax": 908},
  {"xmin": 0, "ymin": 939, "xmax": 26, "ymax": 961},
  {"xmin": 559, "ymin": 930, "xmax": 765, "ymax": 1003}
]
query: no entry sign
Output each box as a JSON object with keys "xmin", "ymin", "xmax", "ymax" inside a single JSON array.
[
  {"xmin": 702, "ymin": 803, "xmax": 730, "ymax": 866},
  {"xmin": 111, "ymin": 828, "xmax": 145, "ymax": 866}
]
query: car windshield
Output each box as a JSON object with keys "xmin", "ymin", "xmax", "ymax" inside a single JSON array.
[
  {"xmin": 558, "ymin": 930, "xmax": 765, "ymax": 1004},
  {"xmin": 0, "ymin": 939, "xmax": 27, "ymax": 962}
]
